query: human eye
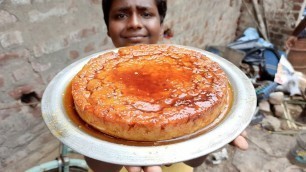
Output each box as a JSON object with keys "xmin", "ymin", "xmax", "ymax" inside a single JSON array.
[
  {"xmin": 141, "ymin": 11, "xmax": 153, "ymax": 18},
  {"xmin": 114, "ymin": 13, "xmax": 128, "ymax": 20}
]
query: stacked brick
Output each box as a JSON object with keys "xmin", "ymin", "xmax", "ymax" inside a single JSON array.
[
  {"xmin": 266, "ymin": 0, "xmax": 306, "ymax": 49},
  {"xmin": 237, "ymin": 0, "xmax": 306, "ymax": 50}
]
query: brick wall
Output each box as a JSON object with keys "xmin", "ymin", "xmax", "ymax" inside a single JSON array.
[
  {"xmin": 0, "ymin": 1, "xmax": 111, "ymax": 171},
  {"xmin": 237, "ymin": 0, "xmax": 306, "ymax": 50},
  {"xmin": 264, "ymin": 0, "xmax": 306, "ymax": 49},
  {"xmin": 2, "ymin": 0, "xmax": 302, "ymax": 171}
]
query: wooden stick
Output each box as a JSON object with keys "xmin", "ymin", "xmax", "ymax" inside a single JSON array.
[{"xmin": 252, "ymin": 0, "xmax": 269, "ymax": 41}]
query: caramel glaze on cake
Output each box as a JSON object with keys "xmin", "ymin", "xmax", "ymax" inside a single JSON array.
[{"xmin": 71, "ymin": 44, "xmax": 231, "ymax": 141}]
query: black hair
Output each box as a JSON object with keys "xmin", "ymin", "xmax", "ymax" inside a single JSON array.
[{"xmin": 102, "ymin": 0, "xmax": 167, "ymax": 29}]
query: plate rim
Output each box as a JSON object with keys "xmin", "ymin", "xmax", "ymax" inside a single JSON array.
[{"xmin": 41, "ymin": 44, "xmax": 257, "ymax": 166}]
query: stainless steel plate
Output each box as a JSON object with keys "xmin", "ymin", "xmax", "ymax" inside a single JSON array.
[{"xmin": 41, "ymin": 44, "xmax": 256, "ymax": 166}]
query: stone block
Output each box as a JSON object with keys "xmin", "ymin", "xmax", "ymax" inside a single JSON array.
[
  {"xmin": 269, "ymin": 92, "xmax": 284, "ymax": 105},
  {"xmin": 12, "ymin": 63, "xmax": 35, "ymax": 82},
  {"xmin": 16, "ymin": 132, "xmax": 34, "ymax": 146},
  {"xmin": 11, "ymin": 0, "xmax": 31, "ymax": 5},
  {"xmin": 69, "ymin": 50, "xmax": 79, "ymax": 59},
  {"xmin": 259, "ymin": 100, "xmax": 271, "ymax": 113},
  {"xmin": 32, "ymin": 38, "xmax": 67, "ymax": 57},
  {"xmin": 28, "ymin": 8, "xmax": 68, "ymax": 23},
  {"xmin": 31, "ymin": 61, "xmax": 51, "ymax": 72},
  {"xmin": 0, "ymin": 49, "xmax": 29, "ymax": 64},
  {"xmin": 32, "ymin": 0, "xmax": 52, "ymax": 3},
  {"xmin": 0, "ymin": 31, "xmax": 23, "ymax": 48},
  {"xmin": 8, "ymin": 85, "xmax": 34, "ymax": 99},
  {"xmin": 84, "ymin": 42, "xmax": 95, "ymax": 53},
  {"xmin": 33, "ymin": 25, "xmax": 99, "ymax": 57},
  {"xmin": 261, "ymin": 115, "xmax": 281, "ymax": 131},
  {"xmin": 273, "ymin": 104, "xmax": 284, "ymax": 118},
  {"xmin": 67, "ymin": 25, "xmax": 99, "ymax": 43},
  {"xmin": 0, "ymin": 74, "xmax": 4, "ymax": 88},
  {"xmin": 90, "ymin": 0, "xmax": 100, "ymax": 5},
  {"xmin": 0, "ymin": 10, "xmax": 17, "ymax": 27}
]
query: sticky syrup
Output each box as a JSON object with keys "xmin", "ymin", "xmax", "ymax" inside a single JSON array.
[{"xmin": 63, "ymin": 82, "xmax": 233, "ymax": 146}]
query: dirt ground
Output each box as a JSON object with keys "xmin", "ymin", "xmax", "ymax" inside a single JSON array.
[{"xmin": 195, "ymin": 126, "xmax": 306, "ymax": 172}]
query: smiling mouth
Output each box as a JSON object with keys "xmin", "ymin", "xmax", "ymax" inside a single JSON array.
[{"xmin": 124, "ymin": 36, "xmax": 147, "ymax": 42}]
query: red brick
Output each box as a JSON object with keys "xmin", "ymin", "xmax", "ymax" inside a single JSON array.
[
  {"xmin": 278, "ymin": 21, "xmax": 286, "ymax": 26},
  {"xmin": 281, "ymin": 29, "xmax": 294, "ymax": 35},
  {"xmin": 8, "ymin": 85, "xmax": 34, "ymax": 99},
  {"xmin": 271, "ymin": 27, "xmax": 280, "ymax": 33},
  {"xmin": 84, "ymin": 42, "xmax": 95, "ymax": 53},
  {"xmin": 0, "ymin": 52, "xmax": 19, "ymax": 62},
  {"xmin": 292, "ymin": 4, "xmax": 302, "ymax": 11},
  {"xmin": 0, "ymin": 75, "xmax": 4, "ymax": 88},
  {"xmin": 69, "ymin": 50, "xmax": 79, "ymax": 59},
  {"xmin": 99, "ymin": 37, "xmax": 109, "ymax": 47},
  {"xmin": 269, "ymin": 20, "xmax": 277, "ymax": 25},
  {"xmin": 293, "ymin": 13, "xmax": 299, "ymax": 20},
  {"xmin": 0, "ymin": 49, "xmax": 29, "ymax": 64},
  {"xmin": 90, "ymin": 0, "xmax": 100, "ymax": 5},
  {"xmin": 273, "ymin": 33, "xmax": 284, "ymax": 39},
  {"xmin": 293, "ymin": 0, "xmax": 304, "ymax": 3},
  {"xmin": 31, "ymin": 105, "xmax": 42, "ymax": 118},
  {"xmin": 80, "ymin": 27, "xmax": 98, "ymax": 39}
]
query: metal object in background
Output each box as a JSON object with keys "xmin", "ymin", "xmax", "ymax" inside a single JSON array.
[
  {"xmin": 288, "ymin": 131, "xmax": 306, "ymax": 168},
  {"xmin": 255, "ymin": 81, "xmax": 278, "ymax": 100},
  {"xmin": 26, "ymin": 143, "xmax": 88, "ymax": 172}
]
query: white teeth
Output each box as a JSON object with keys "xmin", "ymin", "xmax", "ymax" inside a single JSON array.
[{"xmin": 127, "ymin": 36, "xmax": 144, "ymax": 41}]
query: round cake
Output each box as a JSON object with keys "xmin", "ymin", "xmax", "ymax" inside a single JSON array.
[{"xmin": 71, "ymin": 44, "xmax": 231, "ymax": 141}]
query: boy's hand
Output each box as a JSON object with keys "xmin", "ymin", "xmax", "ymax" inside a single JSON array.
[
  {"xmin": 125, "ymin": 166, "xmax": 162, "ymax": 172},
  {"xmin": 125, "ymin": 131, "xmax": 248, "ymax": 172},
  {"xmin": 230, "ymin": 130, "xmax": 248, "ymax": 150},
  {"xmin": 285, "ymin": 36, "xmax": 298, "ymax": 49}
]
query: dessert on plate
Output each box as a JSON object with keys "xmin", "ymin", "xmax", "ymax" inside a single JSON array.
[{"xmin": 71, "ymin": 44, "xmax": 231, "ymax": 141}]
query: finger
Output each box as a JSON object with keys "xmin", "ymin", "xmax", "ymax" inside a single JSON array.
[
  {"xmin": 240, "ymin": 130, "xmax": 247, "ymax": 137},
  {"xmin": 125, "ymin": 166, "xmax": 142, "ymax": 172},
  {"xmin": 232, "ymin": 135, "xmax": 248, "ymax": 150},
  {"xmin": 143, "ymin": 166, "xmax": 162, "ymax": 172}
]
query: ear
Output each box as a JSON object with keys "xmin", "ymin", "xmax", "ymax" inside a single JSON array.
[
  {"xmin": 160, "ymin": 24, "xmax": 164, "ymax": 38},
  {"xmin": 160, "ymin": 24, "xmax": 164, "ymax": 36}
]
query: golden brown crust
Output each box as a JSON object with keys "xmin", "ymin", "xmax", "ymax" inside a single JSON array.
[{"xmin": 71, "ymin": 44, "xmax": 230, "ymax": 141}]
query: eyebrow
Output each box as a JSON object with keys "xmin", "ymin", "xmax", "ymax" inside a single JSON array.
[{"xmin": 113, "ymin": 5, "xmax": 152, "ymax": 12}]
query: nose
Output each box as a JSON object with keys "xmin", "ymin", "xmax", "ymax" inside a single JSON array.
[{"xmin": 127, "ymin": 14, "xmax": 142, "ymax": 29}]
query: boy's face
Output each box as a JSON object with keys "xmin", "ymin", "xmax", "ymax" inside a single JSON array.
[{"xmin": 107, "ymin": 0, "xmax": 163, "ymax": 47}]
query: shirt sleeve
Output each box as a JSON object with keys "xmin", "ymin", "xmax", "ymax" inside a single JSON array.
[{"xmin": 292, "ymin": 17, "xmax": 306, "ymax": 37}]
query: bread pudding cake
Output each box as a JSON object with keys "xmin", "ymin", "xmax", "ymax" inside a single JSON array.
[{"xmin": 71, "ymin": 44, "xmax": 231, "ymax": 141}]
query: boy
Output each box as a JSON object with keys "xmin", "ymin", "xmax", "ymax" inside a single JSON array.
[
  {"xmin": 85, "ymin": 0, "xmax": 248, "ymax": 171},
  {"xmin": 285, "ymin": 17, "xmax": 306, "ymax": 49}
]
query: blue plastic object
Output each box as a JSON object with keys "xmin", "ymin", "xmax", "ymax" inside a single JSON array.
[
  {"xmin": 263, "ymin": 49, "xmax": 279, "ymax": 77},
  {"xmin": 255, "ymin": 81, "xmax": 278, "ymax": 100}
]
